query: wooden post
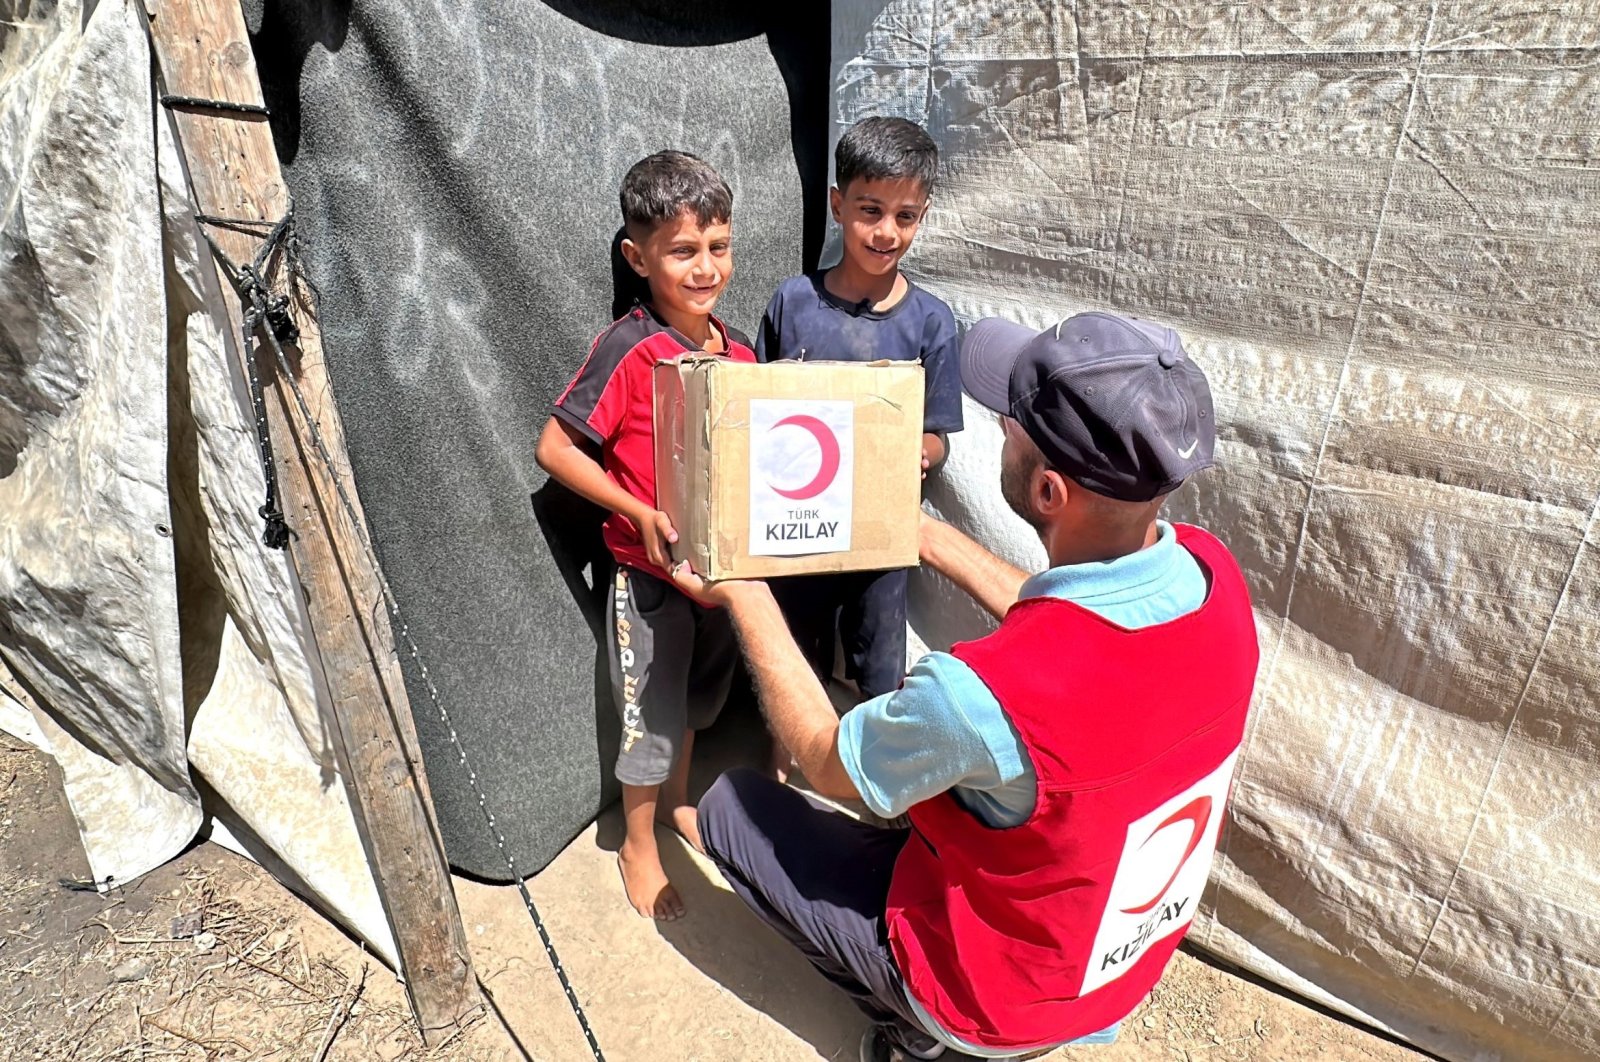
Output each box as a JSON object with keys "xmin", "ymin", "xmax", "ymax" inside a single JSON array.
[{"xmin": 145, "ymin": 0, "xmax": 478, "ymax": 1042}]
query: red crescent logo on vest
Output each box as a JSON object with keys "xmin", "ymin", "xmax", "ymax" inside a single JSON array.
[
  {"xmin": 1118, "ymin": 795, "xmax": 1213, "ymax": 915},
  {"xmin": 767, "ymin": 414, "xmax": 841, "ymax": 500}
]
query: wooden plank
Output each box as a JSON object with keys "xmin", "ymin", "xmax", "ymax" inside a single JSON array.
[{"xmin": 144, "ymin": 0, "xmax": 477, "ymax": 1042}]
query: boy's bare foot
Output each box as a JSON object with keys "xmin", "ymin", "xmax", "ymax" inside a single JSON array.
[
  {"xmin": 617, "ymin": 840, "xmax": 685, "ymax": 921},
  {"xmin": 656, "ymin": 802, "xmax": 703, "ymax": 853}
]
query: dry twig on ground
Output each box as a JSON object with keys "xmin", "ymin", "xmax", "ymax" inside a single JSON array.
[{"xmin": 313, "ymin": 962, "xmax": 369, "ymax": 1062}]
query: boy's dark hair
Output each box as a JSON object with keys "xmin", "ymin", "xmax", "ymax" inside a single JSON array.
[
  {"xmin": 619, "ymin": 151, "xmax": 733, "ymax": 237},
  {"xmin": 835, "ymin": 116, "xmax": 938, "ymax": 195}
]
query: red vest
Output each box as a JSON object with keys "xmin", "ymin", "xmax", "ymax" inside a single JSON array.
[{"xmin": 885, "ymin": 525, "xmax": 1259, "ymax": 1051}]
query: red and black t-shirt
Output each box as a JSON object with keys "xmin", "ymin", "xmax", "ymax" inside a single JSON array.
[{"xmin": 553, "ymin": 303, "xmax": 756, "ymax": 576}]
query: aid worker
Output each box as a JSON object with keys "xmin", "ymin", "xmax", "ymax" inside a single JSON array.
[{"xmin": 673, "ymin": 311, "xmax": 1261, "ymax": 1062}]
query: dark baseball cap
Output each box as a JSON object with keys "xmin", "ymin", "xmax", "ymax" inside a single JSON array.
[{"xmin": 960, "ymin": 311, "xmax": 1214, "ymax": 502}]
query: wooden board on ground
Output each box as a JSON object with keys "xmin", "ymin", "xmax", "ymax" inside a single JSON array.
[{"xmin": 144, "ymin": 0, "xmax": 476, "ymax": 1042}]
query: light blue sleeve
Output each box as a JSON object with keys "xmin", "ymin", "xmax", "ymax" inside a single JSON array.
[{"xmin": 837, "ymin": 651, "xmax": 1030, "ymax": 820}]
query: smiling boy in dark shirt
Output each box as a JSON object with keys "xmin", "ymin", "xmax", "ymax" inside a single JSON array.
[{"xmin": 756, "ymin": 118, "xmax": 963, "ymax": 771}]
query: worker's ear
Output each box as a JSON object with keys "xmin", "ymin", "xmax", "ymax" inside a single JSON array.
[
  {"xmin": 620, "ymin": 237, "xmax": 648, "ymax": 278},
  {"xmin": 828, "ymin": 185, "xmax": 843, "ymax": 224},
  {"xmin": 1037, "ymin": 466, "xmax": 1070, "ymax": 516}
]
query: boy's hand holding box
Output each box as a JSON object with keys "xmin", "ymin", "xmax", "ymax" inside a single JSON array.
[{"xmin": 654, "ymin": 358, "xmax": 925, "ymax": 580}]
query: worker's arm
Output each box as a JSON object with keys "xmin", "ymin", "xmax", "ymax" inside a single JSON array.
[
  {"xmin": 668, "ymin": 570, "xmax": 859, "ymax": 802},
  {"xmin": 535, "ymin": 415, "xmax": 676, "ymax": 568},
  {"xmin": 918, "ymin": 511, "xmax": 1031, "ymax": 622}
]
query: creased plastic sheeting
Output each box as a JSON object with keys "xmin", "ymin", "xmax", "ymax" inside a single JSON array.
[
  {"xmin": 0, "ymin": 675, "xmax": 51, "ymax": 753},
  {"xmin": 1, "ymin": 0, "xmax": 393, "ymax": 963},
  {"xmin": 839, "ymin": 3, "xmax": 1600, "ymax": 1061},
  {"xmin": 0, "ymin": 0, "xmax": 198, "ymax": 885},
  {"xmin": 154, "ymin": 67, "xmax": 396, "ymax": 962}
]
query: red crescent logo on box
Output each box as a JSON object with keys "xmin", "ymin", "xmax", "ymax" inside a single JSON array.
[
  {"xmin": 767, "ymin": 414, "xmax": 841, "ymax": 500},
  {"xmin": 1118, "ymin": 796, "xmax": 1213, "ymax": 915}
]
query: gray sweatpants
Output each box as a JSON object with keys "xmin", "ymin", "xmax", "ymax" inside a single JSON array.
[{"xmin": 609, "ymin": 565, "xmax": 738, "ymax": 787}]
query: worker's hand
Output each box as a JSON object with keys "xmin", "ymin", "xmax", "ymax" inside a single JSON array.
[
  {"xmin": 669, "ymin": 561, "xmax": 766, "ymax": 611},
  {"xmin": 635, "ymin": 508, "xmax": 679, "ymax": 570}
]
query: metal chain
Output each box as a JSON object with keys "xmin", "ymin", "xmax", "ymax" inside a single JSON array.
[{"xmin": 199, "ymin": 212, "xmax": 607, "ymax": 1061}]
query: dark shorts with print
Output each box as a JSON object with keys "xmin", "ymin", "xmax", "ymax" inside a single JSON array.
[{"xmin": 608, "ymin": 565, "xmax": 738, "ymax": 787}]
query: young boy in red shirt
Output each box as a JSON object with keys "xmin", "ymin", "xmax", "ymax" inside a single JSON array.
[{"xmin": 535, "ymin": 151, "xmax": 756, "ymax": 921}]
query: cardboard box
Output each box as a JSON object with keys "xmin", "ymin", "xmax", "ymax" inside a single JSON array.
[{"xmin": 654, "ymin": 357, "xmax": 925, "ymax": 580}]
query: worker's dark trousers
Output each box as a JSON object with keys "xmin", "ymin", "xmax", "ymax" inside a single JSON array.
[{"xmin": 696, "ymin": 767, "xmax": 946, "ymax": 1056}]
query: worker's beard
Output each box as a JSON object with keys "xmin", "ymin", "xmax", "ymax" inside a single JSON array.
[{"xmin": 1000, "ymin": 447, "xmax": 1046, "ymax": 533}]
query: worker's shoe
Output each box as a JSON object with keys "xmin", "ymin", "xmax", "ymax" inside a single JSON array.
[{"xmin": 859, "ymin": 1027, "xmax": 947, "ymax": 1062}]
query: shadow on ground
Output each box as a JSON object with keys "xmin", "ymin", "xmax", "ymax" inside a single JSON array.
[{"xmin": 588, "ymin": 702, "xmax": 868, "ymax": 1059}]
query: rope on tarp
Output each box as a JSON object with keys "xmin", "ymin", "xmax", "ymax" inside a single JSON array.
[
  {"xmin": 195, "ymin": 211, "xmax": 608, "ymax": 1062},
  {"xmin": 196, "ymin": 211, "xmax": 298, "ymax": 549}
]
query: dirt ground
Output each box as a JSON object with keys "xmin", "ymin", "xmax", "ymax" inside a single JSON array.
[{"xmin": 0, "ymin": 729, "xmax": 1431, "ymax": 1062}]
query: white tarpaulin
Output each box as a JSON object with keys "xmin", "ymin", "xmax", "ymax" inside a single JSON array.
[
  {"xmin": 0, "ymin": 0, "xmax": 393, "ymax": 962},
  {"xmin": 1, "ymin": 0, "xmax": 195, "ymax": 883},
  {"xmin": 839, "ymin": 3, "xmax": 1600, "ymax": 1060}
]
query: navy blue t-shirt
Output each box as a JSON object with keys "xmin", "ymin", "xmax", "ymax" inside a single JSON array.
[{"xmin": 755, "ymin": 272, "xmax": 964, "ymax": 435}]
